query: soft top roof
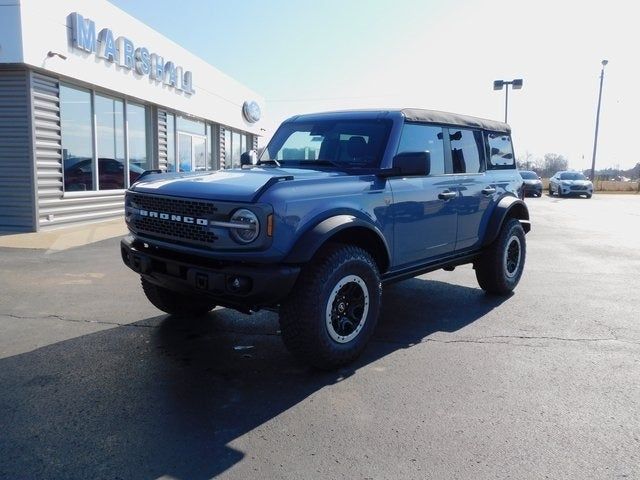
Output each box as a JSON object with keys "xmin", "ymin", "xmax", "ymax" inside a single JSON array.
[
  {"xmin": 286, "ymin": 108, "xmax": 510, "ymax": 134},
  {"xmin": 401, "ymin": 108, "xmax": 510, "ymax": 133}
]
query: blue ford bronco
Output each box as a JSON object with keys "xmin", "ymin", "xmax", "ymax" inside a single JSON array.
[{"xmin": 121, "ymin": 109, "xmax": 530, "ymax": 369}]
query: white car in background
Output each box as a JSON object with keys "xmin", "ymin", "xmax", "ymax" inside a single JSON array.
[{"xmin": 549, "ymin": 171, "xmax": 593, "ymax": 199}]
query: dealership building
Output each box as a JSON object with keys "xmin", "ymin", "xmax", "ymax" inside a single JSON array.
[{"xmin": 0, "ymin": 0, "xmax": 265, "ymax": 232}]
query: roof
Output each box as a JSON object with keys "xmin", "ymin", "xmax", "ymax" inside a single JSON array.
[
  {"xmin": 286, "ymin": 109, "xmax": 510, "ymax": 133},
  {"xmin": 401, "ymin": 109, "xmax": 510, "ymax": 133}
]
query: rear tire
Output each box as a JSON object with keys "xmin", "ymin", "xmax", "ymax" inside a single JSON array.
[
  {"xmin": 141, "ymin": 277, "xmax": 216, "ymax": 315},
  {"xmin": 475, "ymin": 218, "xmax": 526, "ymax": 295},
  {"xmin": 279, "ymin": 243, "xmax": 382, "ymax": 370}
]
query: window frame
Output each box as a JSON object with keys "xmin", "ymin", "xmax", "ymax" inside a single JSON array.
[
  {"xmin": 396, "ymin": 122, "xmax": 448, "ymax": 177},
  {"xmin": 442, "ymin": 126, "xmax": 487, "ymax": 175},
  {"xmin": 59, "ymin": 83, "xmax": 96, "ymax": 195},
  {"xmin": 485, "ymin": 131, "xmax": 516, "ymax": 170},
  {"xmin": 224, "ymin": 127, "xmax": 252, "ymax": 169},
  {"xmin": 94, "ymin": 92, "xmax": 126, "ymax": 191},
  {"xmin": 60, "ymin": 83, "xmax": 154, "ymax": 197}
]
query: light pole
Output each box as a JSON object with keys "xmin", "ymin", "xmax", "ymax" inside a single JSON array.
[
  {"xmin": 493, "ymin": 78, "xmax": 523, "ymax": 123},
  {"xmin": 590, "ymin": 60, "xmax": 608, "ymax": 183}
]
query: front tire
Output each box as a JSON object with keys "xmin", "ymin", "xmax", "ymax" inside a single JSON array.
[
  {"xmin": 475, "ymin": 218, "xmax": 526, "ymax": 295},
  {"xmin": 279, "ymin": 244, "xmax": 382, "ymax": 370},
  {"xmin": 141, "ymin": 277, "xmax": 216, "ymax": 315}
]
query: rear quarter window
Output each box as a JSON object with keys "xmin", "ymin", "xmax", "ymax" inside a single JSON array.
[{"xmin": 486, "ymin": 132, "xmax": 515, "ymax": 169}]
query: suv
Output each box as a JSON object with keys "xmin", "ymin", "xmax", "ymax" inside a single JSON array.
[
  {"xmin": 549, "ymin": 171, "xmax": 593, "ymax": 198},
  {"xmin": 121, "ymin": 109, "xmax": 530, "ymax": 369},
  {"xmin": 519, "ymin": 170, "xmax": 543, "ymax": 197}
]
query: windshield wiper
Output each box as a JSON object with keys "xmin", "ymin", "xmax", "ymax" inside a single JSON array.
[
  {"xmin": 302, "ymin": 159, "xmax": 343, "ymax": 168},
  {"xmin": 257, "ymin": 158, "xmax": 281, "ymax": 167}
]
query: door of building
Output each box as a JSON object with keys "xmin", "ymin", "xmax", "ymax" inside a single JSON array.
[{"xmin": 178, "ymin": 133, "xmax": 207, "ymax": 172}]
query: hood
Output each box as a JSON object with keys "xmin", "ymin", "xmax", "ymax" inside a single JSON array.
[
  {"xmin": 130, "ymin": 167, "xmax": 345, "ymax": 202},
  {"xmin": 561, "ymin": 179, "xmax": 592, "ymax": 186}
]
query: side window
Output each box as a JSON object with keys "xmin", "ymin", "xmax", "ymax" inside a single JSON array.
[
  {"xmin": 449, "ymin": 128, "xmax": 483, "ymax": 174},
  {"xmin": 486, "ymin": 132, "xmax": 515, "ymax": 169},
  {"xmin": 397, "ymin": 123, "xmax": 445, "ymax": 175}
]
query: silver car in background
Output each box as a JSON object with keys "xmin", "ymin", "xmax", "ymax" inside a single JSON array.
[
  {"xmin": 519, "ymin": 170, "xmax": 543, "ymax": 197},
  {"xmin": 549, "ymin": 171, "xmax": 593, "ymax": 198}
]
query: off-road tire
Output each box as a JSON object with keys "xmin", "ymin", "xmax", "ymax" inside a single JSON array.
[
  {"xmin": 475, "ymin": 218, "xmax": 526, "ymax": 295},
  {"xmin": 141, "ymin": 277, "xmax": 216, "ymax": 315},
  {"xmin": 279, "ymin": 243, "xmax": 382, "ymax": 370}
]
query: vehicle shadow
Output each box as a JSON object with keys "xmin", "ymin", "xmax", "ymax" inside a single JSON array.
[{"xmin": 0, "ymin": 278, "xmax": 508, "ymax": 479}]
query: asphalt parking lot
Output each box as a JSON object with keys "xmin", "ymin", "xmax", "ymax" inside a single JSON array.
[{"xmin": 1, "ymin": 193, "xmax": 639, "ymax": 480}]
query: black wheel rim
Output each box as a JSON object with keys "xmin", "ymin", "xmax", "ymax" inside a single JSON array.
[
  {"xmin": 503, "ymin": 236, "xmax": 522, "ymax": 279},
  {"xmin": 325, "ymin": 275, "xmax": 369, "ymax": 343}
]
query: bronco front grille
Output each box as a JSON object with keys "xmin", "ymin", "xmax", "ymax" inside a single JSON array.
[{"xmin": 126, "ymin": 193, "xmax": 219, "ymax": 247}]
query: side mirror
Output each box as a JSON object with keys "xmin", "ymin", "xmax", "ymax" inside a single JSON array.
[
  {"xmin": 240, "ymin": 150, "xmax": 257, "ymax": 167},
  {"xmin": 392, "ymin": 151, "xmax": 430, "ymax": 176}
]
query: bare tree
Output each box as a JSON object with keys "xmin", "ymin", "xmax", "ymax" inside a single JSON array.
[{"xmin": 540, "ymin": 153, "xmax": 569, "ymax": 178}]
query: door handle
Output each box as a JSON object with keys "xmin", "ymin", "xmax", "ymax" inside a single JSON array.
[
  {"xmin": 438, "ymin": 190, "xmax": 457, "ymax": 200},
  {"xmin": 481, "ymin": 187, "xmax": 496, "ymax": 195}
]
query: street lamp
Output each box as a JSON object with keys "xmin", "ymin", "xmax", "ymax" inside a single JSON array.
[
  {"xmin": 493, "ymin": 78, "xmax": 523, "ymax": 123},
  {"xmin": 590, "ymin": 60, "xmax": 608, "ymax": 183}
]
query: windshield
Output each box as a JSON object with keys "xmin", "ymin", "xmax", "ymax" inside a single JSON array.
[
  {"xmin": 519, "ymin": 171, "xmax": 538, "ymax": 179},
  {"xmin": 260, "ymin": 119, "xmax": 391, "ymax": 169},
  {"xmin": 560, "ymin": 172, "xmax": 587, "ymax": 180}
]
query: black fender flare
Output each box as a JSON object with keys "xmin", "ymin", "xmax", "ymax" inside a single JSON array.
[
  {"xmin": 284, "ymin": 215, "xmax": 391, "ymax": 269},
  {"xmin": 482, "ymin": 196, "xmax": 531, "ymax": 247}
]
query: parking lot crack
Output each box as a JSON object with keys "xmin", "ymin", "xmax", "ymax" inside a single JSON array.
[
  {"xmin": 374, "ymin": 333, "xmax": 640, "ymax": 349},
  {"xmin": 1, "ymin": 313, "xmax": 155, "ymax": 329}
]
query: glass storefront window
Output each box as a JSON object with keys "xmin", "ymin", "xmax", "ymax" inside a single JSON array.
[
  {"xmin": 178, "ymin": 134, "xmax": 192, "ymax": 172},
  {"xmin": 232, "ymin": 131, "xmax": 241, "ymax": 168},
  {"xmin": 166, "ymin": 113, "xmax": 176, "ymax": 172},
  {"xmin": 127, "ymin": 103, "xmax": 150, "ymax": 184},
  {"xmin": 95, "ymin": 94, "xmax": 125, "ymax": 189},
  {"xmin": 193, "ymin": 136, "xmax": 207, "ymax": 171},
  {"xmin": 177, "ymin": 116, "xmax": 205, "ymax": 135},
  {"xmin": 240, "ymin": 134, "xmax": 247, "ymax": 156},
  {"xmin": 206, "ymin": 124, "xmax": 215, "ymax": 170},
  {"xmin": 224, "ymin": 129, "xmax": 231, "ymax": 168},
  {"xmin": 60, "ymin": 85, "xmax": 94, "ymax": 192}
]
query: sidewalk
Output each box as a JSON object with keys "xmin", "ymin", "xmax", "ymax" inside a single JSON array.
[{"xmin": 0, "ymin": 218, "xmax": 128, "ymax": 252}]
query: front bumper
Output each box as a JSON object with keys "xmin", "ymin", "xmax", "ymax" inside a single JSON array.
[
  {"xmin": 559, "ymin": 186, "xmax": 592, "ymax": 196},
  {"xmin": 523, "ymin": 184, "xmax": 542, "ymax": 196},
  {"xmin": 120, "ymin": 236, "xmax": 300, "ymax": 311}
]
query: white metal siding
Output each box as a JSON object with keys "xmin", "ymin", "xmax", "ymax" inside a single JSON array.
[
  {"xmin": 0, "ymin": 69, "xmax": 35, "ymax": 232},
  {"xmin": 219, "ymin": 126, "xmax": 227, "ymax": 169},
  {"xmin": 31, "ymin": 72, "xmax": 125, "ymax": 229},
  {"xmin": 157, "ymin": 110, "xmax": 168, "ymax": 171}
]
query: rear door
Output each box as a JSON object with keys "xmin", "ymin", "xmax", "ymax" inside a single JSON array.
[
  {"xmin": 389, "ymin": 123, "xmax": 459, "ymax": 266},
  {"xmin": 446, "ymin": 127, "xmax": 492, "ymax": 250}
]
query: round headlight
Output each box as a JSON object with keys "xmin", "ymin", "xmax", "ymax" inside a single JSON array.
[{"xmin": 229, "ymin": 209, "xmax": 260, "ymax": 244}]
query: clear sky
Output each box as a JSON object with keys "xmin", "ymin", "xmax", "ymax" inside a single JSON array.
[{"xmin": 111, "ymin": 0, "xmax": 639, "ymax": 171}]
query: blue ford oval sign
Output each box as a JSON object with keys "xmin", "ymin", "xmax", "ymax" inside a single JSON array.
[{"xmin": 243, "ymin": 100, "xmax": 261, "ymax": 123}]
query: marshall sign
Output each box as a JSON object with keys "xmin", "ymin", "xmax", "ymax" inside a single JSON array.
[{"xmin": 69, "ymin": 12, "xmax": 195, "ymax": 95}]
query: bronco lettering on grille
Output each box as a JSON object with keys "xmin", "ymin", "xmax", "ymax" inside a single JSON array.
[{"xmin": 138, "ymin": 209, "xmax": 209, "ymax": 226}]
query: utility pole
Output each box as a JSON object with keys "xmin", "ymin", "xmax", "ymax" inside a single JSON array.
[{"xmin": 590, "ymin": 60, "xmax": 608, "ymax": 183}]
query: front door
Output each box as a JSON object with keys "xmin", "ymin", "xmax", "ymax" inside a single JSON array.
[
  {"xmin": 178, "ymin": 133, "xmax": 207, "ymax": 172},
  {"xmin": 389, "ymin": 123, "xmax": 458, "ymax": 267}
]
